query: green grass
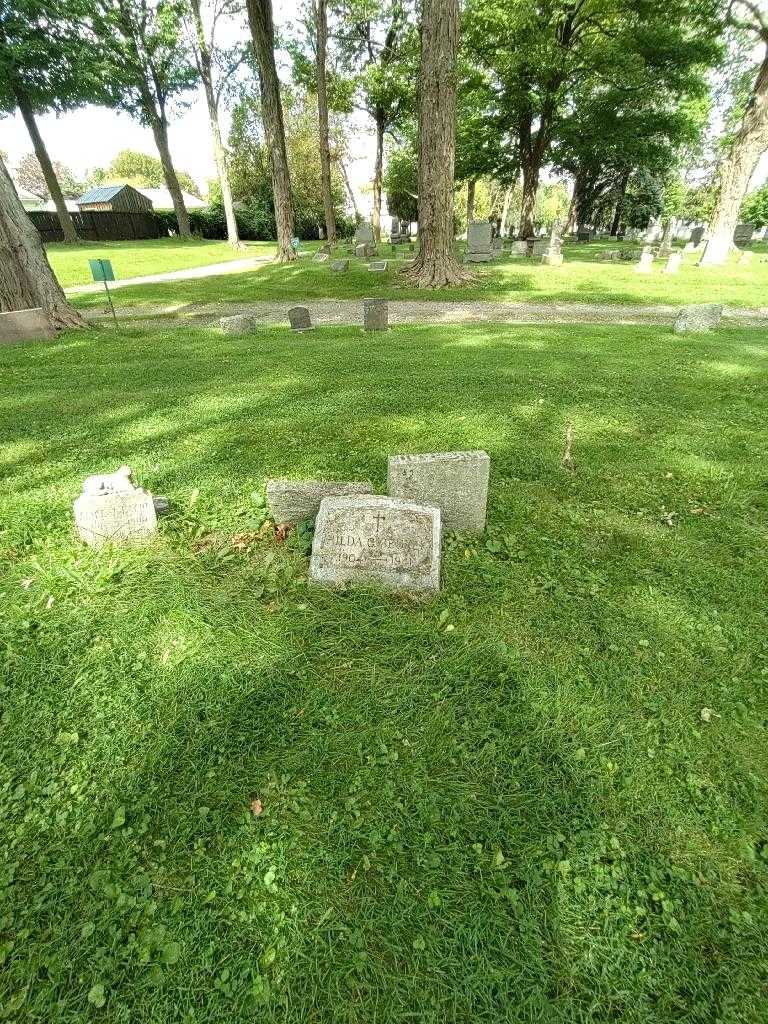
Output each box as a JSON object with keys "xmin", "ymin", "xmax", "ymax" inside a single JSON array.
[
  {"xmin": 68, "ymin": 239, "xmax": 768, "ymax": 312},
  {"xmin": 48, "ymin": 238, "xmax": 275, "ymax": 289},
  {"xmin": 2, "ymin": 320, "xmax": 768, "ymax": 1022}
]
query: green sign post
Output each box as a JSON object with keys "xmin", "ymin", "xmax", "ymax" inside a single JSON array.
[{"xmin": 88, "ymin": 259, "xmax": 117, "ymax": 322}]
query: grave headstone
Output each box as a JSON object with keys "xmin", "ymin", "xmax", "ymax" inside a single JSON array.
[
  {"xmin": 291, "ymin": 236, "xmax": 300, "ymax": 251},
  {"xmin": 355, "ymin": 243, "xmax": 367, "ymax": 258},
  {"xmin": 368, "ymin": 260, "xmax": 387, "ymax": 272},
  {"xmin": 510, "ymin": 240, "xmax": 528, "ymax": 257},
  {"xmin": 577, "ymin": 229, "xmax": 591, "ymax": 243},
  {"xmin": 635, "ymin": 248, "xmax": 654, "ymax": 274},
  {"xmin": 220, "ymin": 314, "xmax": 259, "ymax": 335},
  {"xmin": 288, "ymin": 306, "xmax": 313, "ymax": 331},
  {"xmin": 689, "ymin": 226, "xmax": 705, "ymax": 247},
  {"xmin": 733, "ymin": 222, "xmax": 755, "ymax": 245},
  {"xmin": 466, "ymin": 220, "xmax": 493, "ymax": 262},
  {"xmin": 331, "ymin": 259, "xmax": 349, "ymax": 272},
  {"xmin": 674, "ymin": 304, "xmax": 723, "ymax": 334},
  {"xmin": 0, "ymin": 308, "xmax": 55, "ymax": 345},
  {"xmin": 532, "ymin": 238, "xmax": 549, "ymax": 258},
  {"xmin": 313, "ymin": 251, "xmax": 329, "ymax": 263},
  {"xmin": 387, "ymin": 450, "xmax": 490, "ymax": 533},
  {"xmin": 363, "ymin": 298, "xmax": 388, "ymax": 331},
  {"xmin": 354, "ymin": 222, "xmax": 375, "ymax": 246},
  {"xmin": 266, "ymin": 479, "xmax": 374, "ymax": 526},
  {"xmin": 663, "ymin": 253, "xmax": 682, "ymax": 275},
  {"xmin": 74, "ymin": 466, "xmax": 157, "ymax": 547},
  {"xmin": 309, "ymin": 495, "xmax": 441, "ymax": 593}
]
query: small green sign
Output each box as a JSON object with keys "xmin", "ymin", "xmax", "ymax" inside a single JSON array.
[{"xmin": 89, "ymin": 258, "xmax": 115, "ymax": 282}]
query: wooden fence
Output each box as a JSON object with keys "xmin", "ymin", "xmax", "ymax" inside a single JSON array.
[{"xmin": 28, "ymin": 210, "xmax": 162, "ymax": 243}]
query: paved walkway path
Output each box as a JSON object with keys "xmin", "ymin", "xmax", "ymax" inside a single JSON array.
[
  {"xmin": 84, "ymin": 297, "xmax": 768, "ymax": 328},
  {"xmin": 66, "ymin": 255, "xmax": 273, "ymax": 295}
]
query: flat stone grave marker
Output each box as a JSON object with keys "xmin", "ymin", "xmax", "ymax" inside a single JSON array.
[
  {"xmin": 331, "ymin": 259, "xmax": 349, "ymax": 272},
  {"xmin": 674, "ymin": 304, "xmax": 723, "ymax": 334},
  {"xmin": 288, "ymin": 306, "xmax": 313, "ymax": 331},
  {"xmin": 310, "ymin": 495, "xmax": 441, "ymax": 593},
  {"xmin": 74, "ymin": 466, "xmax": 157, "ymax": 547},
  {"xmin": 313, "ymin": 251, "xmax": 329, "ymax": 263},
  {"xmin": 368, "ymin": 260, "xmax": 387, "ymax": 272},
  {"xmin": 388, "ymin": 450, "xmax": 490, "ymax": 533},
  {"xmin": 664, "ymin": 253, "xmax": 682, "ymax": 275},
  {"xmin": 220, "ymin": 313, "xmax": 259, "ymax": 335},
  {"xmin": 267, "ymin": 479, "xmax": 373, "ymax": 526},
  {"xmin": 0, "ymin": 308, "xmax": 55, "ymax": 345},
  {"xmin": 363, "ymin": 298, "xmax": 388, "ymax": 331}
]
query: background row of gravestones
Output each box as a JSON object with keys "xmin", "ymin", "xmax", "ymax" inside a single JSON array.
[{"xmin": 73, "ymin": 452, "xmax": 492, "ymax": 594}]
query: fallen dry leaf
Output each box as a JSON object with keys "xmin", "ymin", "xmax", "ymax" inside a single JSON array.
[
  {"xmin": 20, "ymin": 578, "xmax": 34, "ymax": 589},
  {"xmin": 274, "ymin": 524, "xmax": 291, "ymax": 543},
  {"xmin": 250, "ymin": 798, "xmax": 263, "ymax": 817}
]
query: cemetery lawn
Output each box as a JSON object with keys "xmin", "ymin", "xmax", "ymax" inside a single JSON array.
[
  {"xmin": 47, "ymin": 238, "xmax": 276, "ymax": 289},
  {"xmin": 2, "ymin": 319, "xmax": 768, "ymax": 1023},
  {"xmin": 68, "ymin": 239, "xmax": 768, "ymax": 312}
]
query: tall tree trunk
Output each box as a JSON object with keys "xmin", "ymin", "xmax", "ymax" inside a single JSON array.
[
  {"xmin": 340, "ymin": 157, "xmax": 360, "ymax": 223},
  {"xmin": 315, "ymin": 0, "xmax": 336, "ymax": 245},
  {"xmin": 519, "ymin": 157, "xmax": 539, "ymax": 237},
  {"xmin": 16, "ymin": 94, "xmax": 79, "ymax": 244},
  {"xmin": 610, "ymin": 168, "xmax": 631, "ymax": 236},
  {"xmin": 700, "ymin": 45, "xmax": 768, "ymax": 266},
  {"xmin": 0, "ymin": 157, "xmax": 85, "ymax": 329},
  {"xmin": 466, "ymin": 178, "xmax": 476, "ymax": 229},
  {"xmin": 372, "ymin": 108, "xmax": 385, "ymax": 241},
  {"xmin": 148, "ymin": 113, "xmax": 192, "ymax": 239},
  {"xmin": 404, "ymin": 0, "xmax": 472, "ymax": 287},
  {"xmin": 190, "ymin": 0, "xmax": 243, "ymax": 250},
  {"xmin": 499, "ymin": 184, "xmax": 512, "ymax": 237},
  {"xmin": 565, "ymin": 177, "xmax": 579, "ymax": 234},
  {"xmin": 247, "ymin": 0, "xmax": 296, "ymax": 261}
]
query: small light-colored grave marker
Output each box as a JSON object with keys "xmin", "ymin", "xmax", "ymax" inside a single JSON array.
[
  {"xmin": 387, "ymin": 450, "xmax": 490, "ymax": 533},
  {"xmin": 674, "ymin": 304, "xmax": 723, "ymax": 334},
  {"xmin": 266, "ymin": 479, "xmax": 374, "ymax": 525},
  {"xmin": 220, "ymin": 314, "xmax": 258, "ymax": 335},
  {"xmin": 635, "ymin": 248, "xmax": 654, "ymax": 273},
  {"xmin": 664, "ymin": 253, "xmax": 682, "ymax": 275},
  {"xmin": 288, "ymin": 306, "xmax": 313, "ymax": 331},
  {"xmin": 363, "ymin": 298, "xmax": 388, "ymax": 331},
  {"xmin": 313, "ymin": 251, "xmax": 330, "ymax": 263},
  {"xmin": 74, "ymin": 466, "xmax": 157, "ymax": 547},
  {"xmin": 368, "ymin": 260, "xmax": 387, "ymax": 272},
  {"xmin": 310, "ymin": 495, "xmax": 441, "ymax": 593},
  {"xmin": 331, "ymin": 259, "xmax": 349, "ymax": 272}
]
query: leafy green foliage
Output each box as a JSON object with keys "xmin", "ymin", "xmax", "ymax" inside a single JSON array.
[
  {"xmin": 383, "ymin": 144, "xmax": 418, "ymax": 222},
  {"xmin": 741, "ymin": 183, "xmax": 768, "ymax": 227},
  {"xmin": 89, "ymin": 149, "xmax": 201, "ymax": 197},
  {"xmin": 1, "ymin": 317, "xmax": 767, "ymax": 1021}
]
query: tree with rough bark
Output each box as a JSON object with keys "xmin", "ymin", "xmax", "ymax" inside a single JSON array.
[
  {"xmin": 332, "ymin": 0, "xmax": 416, "ymax": 241},
  {"xmin": 91, "ymin": 0, "xmax": 198, "ymax": 239},
  {"xmin": 314, "ymin": 0, "xmax": 336, "ymax": 244},
  {"xmin": 0, "ymin": 0, "xmax": 103, "ymax": 242},
  {"xmin": 700, "ymin": 1, "xmax": 768, "ymax": 265},
  {"xmin": 0, "ymin": 156, "xmax": 85, "ymax": 328},
  {"xmin": 185, "ymin": 0, "xmax": 247, "ymax": 248},
  {"xmin": 404, "ymin": 0, "xmax": 472, "ymax": 287},
  {"xmin": 246, "ymin": 0, "xmax": 296, "ymax": 260},
  {"xmin": 464, "ymin": 0, "xmax": 722, "ymax": 238}
]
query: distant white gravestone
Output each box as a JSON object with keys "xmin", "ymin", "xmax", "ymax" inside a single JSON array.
[
  {"xmin": 354, "ymin": 222, "xmax": 375, "ymax": 245},
  {"xmin": 310, "ymin": 495, "xmax": 441, "ymax": 593},
  {"xmin": 74, "ymin": 466, "xmax": 157, "ymax": 547}
]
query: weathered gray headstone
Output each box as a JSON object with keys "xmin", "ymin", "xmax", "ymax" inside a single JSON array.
[
  {"xmin": 733, "ymin": 222, "xmax": 755, "ymax": 245},
  {"xmin": 331, "ymin": 259, "xmax": 349, "ymax": 272},
  {"xmin": 355, "ymin": 243, "xmax": 367, "ymax": 258},
  {"xmin": 310, "ymin": 495, "xmax": 441, "ymax": 593},
  {"xmin": 387, "ymin": 450, "xmax": 490, "ymax": 533},
  {"xmin": 363, "ymin": 298, "xmax": 388, "ymax": 331},
  {"xmin": 368, "ymin": 260, "xmax": 387, "ymax": 272},
  {"xmin": 635, "ymin": 248, "xmax": 654, "ymax": 274},
  {"xmin": 532, "ymin": 238, "xmax": 549, "ymax": 258},
  {"xmin": 288, "ymin": 306, "xmax": 313, "ymax": 331},
  {"xmin": 0, "ymin": 308, "xmax": 55, "ymax": 345},
  {"xmin": 690, "ymin": 226, "xmax": 705, "ymax": 247},
  {"xmin": 74, "ymin": 466, "xmax": 157, "ymax": 547},
  {"xmin": 510, "ymin": 240, "xmax": 528, "ymax": 257},
  {"xmin": 466, "ymin": 220, "xmax": 493, "ymax": 262},
  {"xmin": 313, "ymin": 251, "xmax": 330, "ymax": 263},
  {"xmin": 220, "ymin": 314, "xmax": 258, "ymax": 335},
  {"xmin": 266, "ymin": 479, "xmax": 373, "ymax": 526},
  {"xmin": 663, "ymin": 253, "xmax": 682, "ymax": 275},
  {"xmin": 674, "ymin": 303, "xmax": 723, "ymax": 334},
  {"xmin": 354, "ymin": 222, "xmax": 375, "ymax": 246}
]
